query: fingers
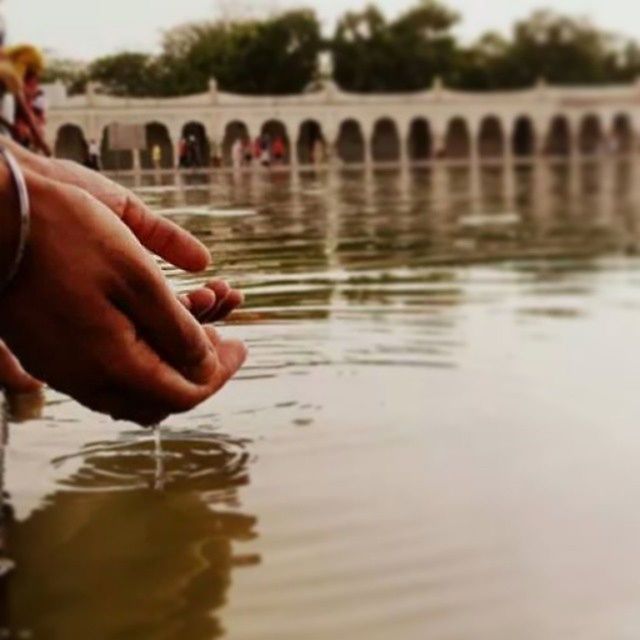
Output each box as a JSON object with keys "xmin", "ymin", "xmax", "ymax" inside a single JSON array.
[
  {"xmin": 117, "ymin": 268, "xmax": 218, "ymax": 384},
  {"xmin": 205, "ymin": 288, "xmax": 244, "ymax": 323},
  {"xmin": 88, "ymin": 325, "xmax": 247, "ymax": 424},
  {"xmin": 179, "ymin": 288, "xmax": 217, "ymax": 317},
  {"xmin": 114, "ymin": 193, "xmax": 211, "ymax": 272},
  {"xmin": 204, "ymin": 326, "xmax": 248, "ymax": 377},
  {"xmin": 0, "ymin": 137, "xmax": 211, "ymax": 272},
  {"xmin": 179, "ymin": 280, "xmax": 245, "ymax": 323},
  {"xmin": 49, "ymin": 179, "xmax": 219, "ymax": 386},
  {"xmin": 34, "ymin": 151, "xmax": 211, "ymax": 272}
]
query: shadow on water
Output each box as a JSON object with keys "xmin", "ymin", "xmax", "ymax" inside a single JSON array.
[{"xmin": 0, "ymin": 400, "xmax": 259, "ymax": 640}]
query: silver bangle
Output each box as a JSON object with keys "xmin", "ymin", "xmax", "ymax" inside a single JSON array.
[{"xmin": 0, "ymin": 147, "xmax": 30, "ymax": 293}]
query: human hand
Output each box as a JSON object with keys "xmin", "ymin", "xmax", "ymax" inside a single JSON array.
[
  {"xmin": 0, "ymin": 169, "xmax": 246, "ymax": 424},
  {"xmin": 1, "ymin": 138, "xmax": 244, "ymax": 319},
  {"xmin": 180, "ymin": 279, "xmax": 245, "ymax": 323},
  {"xmin": 1, "ymin": 136, "xmax": 211, "ymax": 272},
  {"xmin": 0, "ymin": 339, "xmax": 42, "ymax": 394},
  {"xmin": 0, "ymin": 280, "xmax": 244, "ymax": 395}
]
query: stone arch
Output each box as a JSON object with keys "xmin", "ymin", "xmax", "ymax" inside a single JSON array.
[
  {"xmin": 260, "ymin": 120, "xmax": 290, "ymax": 163},
  {"xmin": 408, "ymin": 118, "xmax": 432, "ymax": 162},
  {"xmin": 545, "ymin": 115, "xmax": 571, "ymax": 156},
  {"xmin": 512, "ymin": 116, "xmax": 536, "ymax": 157},
  {"xmin": 612, "ymin": 113, "xmax": 634, "ymax": 154},
  {"xmin": 100, "ymin": 124, "xmax": 133, "ymax": 171},
  {"xmin": 141, "ymin": 122, "xmax": 174, "ymax": 169},
  {"xmin": 54, "ymin": 124, "xmax": 88, "ymax": 164},
  {"xmin": 297, "ymin": 120, "xmax": 325, "ymax": 165},
  {"xmin": 336, "ymin": 119, "xmax": 365, "ymax": 163},
  {"xmin": 444, "ymin": 117, "xmax": 471, "ymax": 159},
  {"xmin": 222, "ymin": 121, "xmax": 250, "ymax": 164},
  {"xmin": 579, "ymin": 114, "xmax": 604, "ymax": 155},
  {"xmin": 181, "ymin": 121, "xmax": 210, "ymax": 167},
  {"xmin": 371, "ymin": 117, "xmax": 400, "ymax": 163},
  {"xmin": 478, "ymin": 115, "xmax": 505, "ymax": 158}
]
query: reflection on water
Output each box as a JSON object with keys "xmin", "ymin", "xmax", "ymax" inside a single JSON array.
[
  {"xmin": 3, "ymin": 158, "xmax": 640, "ymax": 638},
  {"xmin": 0, "ymin": 406, "xmax": 258, "ymax": 638}
]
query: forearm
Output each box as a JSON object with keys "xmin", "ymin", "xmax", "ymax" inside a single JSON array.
[{"xmin": 0, "ymin": 158, "xmax": 21, "ymax": 286}]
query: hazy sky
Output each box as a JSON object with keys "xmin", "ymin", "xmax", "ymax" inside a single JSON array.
[{"xmin": 6, "ymin": 0, "xmax": 640, "ymax": 60}]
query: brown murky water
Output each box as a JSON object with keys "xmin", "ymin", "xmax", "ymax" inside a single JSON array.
[{"xmin": 3, "ymin": 159, "xmax": 640, "ymax": 639}]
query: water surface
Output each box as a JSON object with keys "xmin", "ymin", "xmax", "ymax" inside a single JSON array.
[{"xmin": 3, "ymin": 160, "xmax": 640, "ymax": 639}]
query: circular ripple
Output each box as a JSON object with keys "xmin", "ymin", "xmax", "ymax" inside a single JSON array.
[{"xmin": 52, "ymin": 431, "xmax": 251, "ymax": 493}]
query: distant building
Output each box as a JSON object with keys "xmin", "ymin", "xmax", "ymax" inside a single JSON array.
[{"xmin": 46, "ymin": 77, "xmax": 640, "ymax": 170}]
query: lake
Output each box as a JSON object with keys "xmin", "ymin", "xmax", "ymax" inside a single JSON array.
[{"xmin": 2, "ymin": 159, "xmax": 640, "ymax": 639}]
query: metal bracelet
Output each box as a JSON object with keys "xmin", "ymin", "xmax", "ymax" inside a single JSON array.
[{"xmin": 0, "ymin": 147, "xmax": 30, "ymax": 294}]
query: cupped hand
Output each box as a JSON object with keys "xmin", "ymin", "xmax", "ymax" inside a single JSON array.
[
  {"xmin": 0, "ymin": 170, "xmax": 246, "ymax": 424},
  {"xmin": 0, "ymin": 280, "xmax": 244, "ymax": 396}
]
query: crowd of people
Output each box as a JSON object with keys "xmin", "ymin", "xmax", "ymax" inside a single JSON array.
[{"xmin": 231, "ymin": 133, "xmax": 288, "ymax": 169}]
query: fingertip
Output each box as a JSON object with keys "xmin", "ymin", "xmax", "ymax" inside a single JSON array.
[
  {"xmin": 186, "ymin": 288, "xmax": 217, "ymax": 318},
  {"xmin": 208, "ymin": 280, "xmax": 230, "ymax": 299},
  {"xmin": 228, "ymin": 289, "xmax": 245, "ymax": 307},
  {"xmin": 186, "ymin": 243, "xmax": 212, "ymax": 272},
  {"xmin": 219, "ymin": 339, "xmax": 248, "ymax": 375},
  {"xmin": 202, "ymin": 246, "xmax": 212, "ymax": 268}
]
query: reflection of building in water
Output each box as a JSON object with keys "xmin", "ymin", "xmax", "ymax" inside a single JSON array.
[
  {"xmin": 48, "ymin": 77, "xmax": 640, "ymax": 170},
  {"xmin": 0, "ymin": 420, "xmax": 259, "ymax": 640}
]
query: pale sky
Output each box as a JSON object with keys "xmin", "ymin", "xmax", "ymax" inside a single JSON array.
[{"xmin": 6, "ymin": 0, "xmax": 640, "ymax": 60}]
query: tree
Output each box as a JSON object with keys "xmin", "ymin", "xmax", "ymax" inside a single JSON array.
[
  {"xmin": 87, "ymin": 53, "xmax": 164, "ymax": 96},
  {"xmin": 450, "ymin": 32, "xmax": 512, "ymax": 90},
  {"xmin": 159, "ymin": 9, "xmax": 322, "ymax": 95},
  {"xmin": 452, "ymin": 9, "xmax": 640, "ymax": 90},
  {"xmin": 41, "ymin": 58, "xmax": 88, "ymax": 95},
  {"xmin": 332, "ymin": 1, "xmax": 461, "ymax": 92},
  {"xmin": 45, "ymin": 3, "xmax": 640, "ymax": 97}
]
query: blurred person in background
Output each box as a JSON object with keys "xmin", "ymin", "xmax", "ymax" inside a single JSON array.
[
  {"xmin": 243, "ymin": 137, "xmax": 253, "ymax": 165},
  {"xmin": 231, "ymin": 137, "xmax": 244, "ymax": 170},
  {"xmin": 3, "ymin": 45, "xmax": 50, "ymax": 156},
  {"xmin": 86, "ymin": 138, "xmax": 100, "ymax": 171},
  {"xmin": 151, "ymin": 143, "xmax": 162, "ymax": 170},
  {"xmin": 177, "ymin": 136, "xmax": 187, "ymax": 168},
  {"xmin": 271, "ymin": 135, "xmax": 286, "ymax": 164}
]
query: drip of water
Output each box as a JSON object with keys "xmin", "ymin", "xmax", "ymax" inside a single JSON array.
[{"xmin": 152, "ymin": 423, "xmax": 165, "ymax": 491}]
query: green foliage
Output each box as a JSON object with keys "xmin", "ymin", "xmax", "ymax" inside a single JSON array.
[
  {"xmin": 41, "ymin": 58, "xmax": 88, "ymax": 95},
  {"xmin": 157, "ymin": 9, "xmax": 322, "ymax": 95},
  {"xmin": 502, "ymin": 10, "xmax": 619, "ymax": 86},
  {"xmin": 454, "ymin": 10, "xmax": 640, "ymax": 90},
  {"xmin": 45, "ymin": 2, "xmax": 640, "ymax": 97},
  {"xmin": 87, "ymin": 53, "xmax": 164, "ymax": 96},
  {"xmin": 332, "ymin": 1, "xmax": 460, "ymax": 92}
]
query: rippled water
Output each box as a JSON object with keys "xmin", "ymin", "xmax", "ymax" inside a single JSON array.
[{"xmin": 3, "ymin": 159, "xmax": 640, "ymax": 639}]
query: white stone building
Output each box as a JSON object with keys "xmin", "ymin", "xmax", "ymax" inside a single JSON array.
[{"xmin": 45, "ymin": 77, "xmax": 640, "ymax": 169}]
